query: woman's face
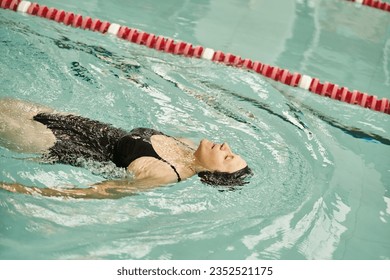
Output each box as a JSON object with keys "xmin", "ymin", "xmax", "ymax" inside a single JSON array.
[{"xmin": 194, "ymin": 139, "xmax": 247, "ymax": 173}]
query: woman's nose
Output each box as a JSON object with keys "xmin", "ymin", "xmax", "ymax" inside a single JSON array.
[{"xmin": 221, "ymin": 143, "xmax": 231, "ymax": 151}]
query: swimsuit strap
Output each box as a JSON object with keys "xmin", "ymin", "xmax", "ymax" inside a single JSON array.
[{"xmin": 157, "ymin": 157, "xmax": 182, "ymax": 182}]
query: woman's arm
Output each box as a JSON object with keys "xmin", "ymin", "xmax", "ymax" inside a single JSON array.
[{"xmin": 0, "ymin": 178, "xmax": 162, "ymax": 199}]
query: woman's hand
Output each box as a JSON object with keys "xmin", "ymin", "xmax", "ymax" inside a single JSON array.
[
  {"xmin": 0, "ymin": 178, "xmax": 161, "ymax": 199},
  {"xmin": 0, "ymin": 182, "xmax": 43, "ymax": 195}
]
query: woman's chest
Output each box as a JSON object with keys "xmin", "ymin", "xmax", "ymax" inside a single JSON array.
[
  {"xmin": 127, "ymin": 135, "xmax": 195, "ymax": 181},
  {"xmin": 150, "ymin": 135, "xmax": 194, "ymax": 165}
]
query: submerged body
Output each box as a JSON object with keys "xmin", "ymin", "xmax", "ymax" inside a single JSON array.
[
  {"xmin": 0, "ymin": 98, "xmax": 251, "ymax": 198},
  {"xmin": 32, "ymin": 112, "xmax": 193, "ymax": 183}
]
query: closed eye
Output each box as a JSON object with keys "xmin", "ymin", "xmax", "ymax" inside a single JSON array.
[{"xmin": 225, "ymin": 155, "xmax": 234, "ymax": 160}]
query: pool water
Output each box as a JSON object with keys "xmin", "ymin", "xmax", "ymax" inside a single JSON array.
[{"xmin": 0, "ymin": 0, "xmax": 389, "ymax": 260}]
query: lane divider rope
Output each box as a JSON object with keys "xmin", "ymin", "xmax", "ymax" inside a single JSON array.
[
  {"xmin": 1, "ymin": 0, "xmax": 389, "ymax": 115},
  {"xmin": 346, "ymin": 0, "xmax": 390, "ymax": 13}
]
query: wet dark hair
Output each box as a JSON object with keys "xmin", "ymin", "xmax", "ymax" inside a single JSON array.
[{"xmin": 198, "ymin": 166, "xmax": 253, "ymax": 187}]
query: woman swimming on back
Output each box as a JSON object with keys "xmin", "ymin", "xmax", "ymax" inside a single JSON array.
[{"xmin": 0, "ymin": 98, "xmax": 252, "ymax": 199}]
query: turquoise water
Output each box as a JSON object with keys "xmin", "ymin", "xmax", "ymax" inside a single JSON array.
[{"xmin": 0, "ymin": 0, "xmax": 389, "ymax": 259}]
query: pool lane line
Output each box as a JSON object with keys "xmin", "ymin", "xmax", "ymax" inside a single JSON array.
[
  {"xmin": 345, "ymin": 0, "xmax": 390, "ymax": 13},
  {"xmin": 1, "ymin": 0, "xmax": 389, "ymax": 115}
]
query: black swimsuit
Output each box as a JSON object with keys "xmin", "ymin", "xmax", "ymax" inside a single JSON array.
[
  {"xmin": 113, "ymin": 128, "xmax": 182, "ymax": 181},
  {"xmin": 33, "ymin": 113, "xmax": 182, "ymax": 182}
]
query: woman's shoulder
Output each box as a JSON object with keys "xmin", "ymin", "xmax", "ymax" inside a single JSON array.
[{"xmin": 127, "ymin": 156, "xmax": 179, "ymax": 184}]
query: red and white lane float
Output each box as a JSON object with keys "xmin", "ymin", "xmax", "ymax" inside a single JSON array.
[
  {"xmin": 346, "ymin": 0, "xmax": 390, "ymax": 13},
  {"xmin": 1, "ymin": 0, "xmax": 389, "ymax": 114}
]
